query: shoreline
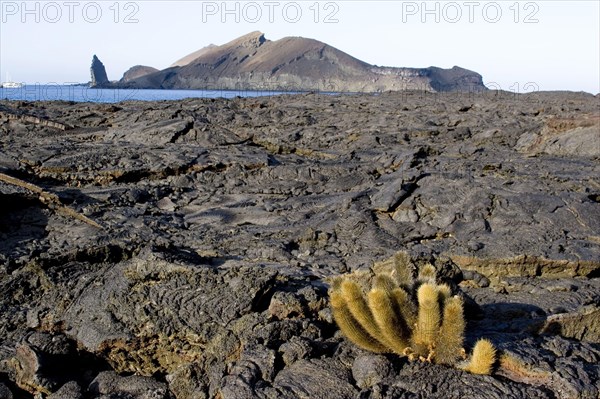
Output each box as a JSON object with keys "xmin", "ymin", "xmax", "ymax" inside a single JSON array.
[{"xmin": 1, "ymin": 86, "xmax": 597, "ymax": 106}]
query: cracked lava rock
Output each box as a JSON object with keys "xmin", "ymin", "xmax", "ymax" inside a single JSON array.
[{"xmin": 0, "ymin": 90, "xmax": 599, "ymax": 398}]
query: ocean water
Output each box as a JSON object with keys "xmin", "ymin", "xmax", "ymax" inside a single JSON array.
[{"xmin": 0, "ymin": 85, "xmax": 302, "ymax": 103}]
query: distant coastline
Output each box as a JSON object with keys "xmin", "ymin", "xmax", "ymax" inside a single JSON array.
[
  {"xmin": 2, "ymin": 84, "xmax": 590, "ymax": 105},
  {"xmin": 0, "ymin": 84, "xmax": 309, "ymax": 103}
]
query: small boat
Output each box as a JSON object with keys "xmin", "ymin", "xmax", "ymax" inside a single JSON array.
[
  {"xmin": 1, "ymin": 73, "xmax": 24, "ymax": 88},
  {"xmin": 1, "ymin": 81, "xmax": 24, "ymax": 89}
]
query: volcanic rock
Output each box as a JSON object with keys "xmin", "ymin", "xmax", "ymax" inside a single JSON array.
[
  {"xmin": 117, "ymin": 31, "xmax": 487, "ymax": 92},
  {"xmin": 0, "ymin": 90, "xmax": 599, "ymax": 398},
  {"xmin": 89, "ymin": 55, "xmax": 109, "ymax": 87},
  {"xmin": 171, "ymin": 44, "xmax": 218, "ymax": 67},
  {"xmin": 120, "ymin": 65, "xmax": 159, "ymax": 83}
]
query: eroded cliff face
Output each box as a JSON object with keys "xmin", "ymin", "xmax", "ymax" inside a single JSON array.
[
  {"xmin": 113, "ymin": 32, "xmax": 487, "ymax": 92},
  {"xmin": 0, "ymin": 91, "xmax": 599, "ymax": 398},
  {"xmin": 90, "ymin": 55, "xmax": 109, "ymax": 87},
  {"xmin": 120, "ymin": 65, "xmax": 159, "ymax": 83}
]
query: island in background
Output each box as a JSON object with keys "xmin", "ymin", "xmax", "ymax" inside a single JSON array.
[{"xmin": 91, "ymin": 31, "xmax": 487, "ymax": 92}]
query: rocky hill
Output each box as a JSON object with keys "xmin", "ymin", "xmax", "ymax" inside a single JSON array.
[
  {"xmin": 112, "ymin": 31, "xmax": 486, "ymax": 92},
  {"xmin": 170, "ymin": 44, "xmax": 217, "ymax": 67},
  {"xmin": 120, "ymin": 65, "xmax": 159, "ymax": 83},
  {"xmin": 89, "ymin": 55, "xmax": 109, "ymax": 87}
]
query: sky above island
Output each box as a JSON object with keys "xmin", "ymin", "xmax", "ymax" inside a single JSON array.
[{"xmin": 1, "ymin": 0, "xmax": 598, "ymax": 93}]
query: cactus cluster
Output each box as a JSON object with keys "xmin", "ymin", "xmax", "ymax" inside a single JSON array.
[{"xmin": 329, "ymin": 253, "xmax": 496, "ymax": 375}]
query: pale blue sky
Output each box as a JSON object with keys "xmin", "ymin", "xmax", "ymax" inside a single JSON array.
[{"xmin": 1, "ymin": 1, "xmax": 599, "ymax": 93}]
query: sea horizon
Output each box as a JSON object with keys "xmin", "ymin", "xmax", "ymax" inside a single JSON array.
[
  {"xmin": 0, "ymin": 84, "xmax": 311, "ymax": 103},
  {"xmin": 2, "ymin": 84, "xmax": 593, "ymax": 105}
]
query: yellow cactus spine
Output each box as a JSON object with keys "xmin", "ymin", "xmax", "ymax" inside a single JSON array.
[
  {"xmin": 435, "ymin": 296, "xmax": 465, "ymax": 365},
  {"xmin": 391, "ymin": 287, "xmax": 417, "ymax": 331},
  {"xmin": 417, "ymin": 264, "xmax": 437, "ymax": 284},
  {"xmin": 464, "ymin": 339, "xmax": 496, "ymax": 375},
  {"xmin": 413, "ymin": 283, "xmax": 441, "ymax": 354},
  {"xmin": 330, "ymin": 291, "xmax": 387, "ymax": 353},
  {"xmin": 340, "ymin": 280, "xmax": 384, "ymax": 343},
  {"xmin": 328, "ymin": 253, "xmax": 496, "ymax": 375},
  {"xmin": 373, "ymin": 274, "xmax": 397, "ymax": 293},
  {"xmin": 391, "ymin": 252, "xmax": 414, "ymax": 287},
  {"xmin": 368, "ymin": 289, "xmax": 410, "ymax": 353},
  {"xmin": 436, "ymin": 284, "xmax": 452, "ymax": 300}
]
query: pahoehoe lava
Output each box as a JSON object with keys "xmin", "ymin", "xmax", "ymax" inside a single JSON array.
[{"xmin": 0, "ymin": 90, "xmax": 599, "ymax": 398}]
